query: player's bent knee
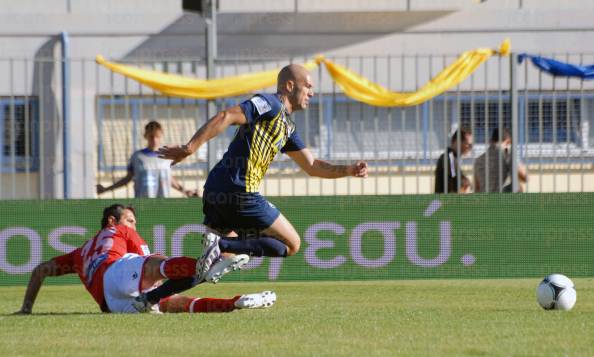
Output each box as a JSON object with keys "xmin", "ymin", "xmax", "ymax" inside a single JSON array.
[
  {"xmin": 142, "ymin": 255, "xmax": 167, "ymax": 284},
  {"xmin": 285, "ymin": 237, "xmax": 301, "ymax": 256}
]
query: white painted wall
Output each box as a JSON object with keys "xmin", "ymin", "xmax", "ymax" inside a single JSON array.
[{"xmin": 0, "ymin": 0, "xmax": 591, "ymax": 198}]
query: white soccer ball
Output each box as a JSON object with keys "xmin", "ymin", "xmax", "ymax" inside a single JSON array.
[{"xmin": 536, "ymin": 274, "xmax": 576, "ymax": 311}]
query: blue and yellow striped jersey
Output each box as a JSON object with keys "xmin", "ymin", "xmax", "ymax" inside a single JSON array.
[{"xmin": 204, "ymin": 93, "xmax": 305, "ymax": 193}]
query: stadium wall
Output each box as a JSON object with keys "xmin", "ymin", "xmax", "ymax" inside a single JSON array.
[
  {"xmin": 1, "ymin": 1, "xmax": 594, "ymax": 199},
  {"xmin": 0, "ymin": 193, "xmax": 592, "ymax": 286}
]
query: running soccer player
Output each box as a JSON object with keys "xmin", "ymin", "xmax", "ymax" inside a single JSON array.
[
  {"xmin": 158, "ymin": 64, "xmax": 368, "ymax": 280},
  {"xmin": 15, "ymin": 204, "xmax": 275, "ymax": 314}
]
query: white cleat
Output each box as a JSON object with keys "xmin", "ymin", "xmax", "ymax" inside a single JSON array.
[
  {"xmin": 196, "ymin": 232, "xmax": 221, "ymax": 281},
  {"xmin": 205, "ymin": 254, "xmax": 250, "ymax": 284},
  {"xmin": 148, "ymin": 303, "xmax": 163, "ymax": 315},
  {"xmin": 234, "ymin": 291, "xmax": 277, "ymax": 309}
]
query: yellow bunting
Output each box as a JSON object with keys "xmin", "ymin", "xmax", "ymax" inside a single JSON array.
[
  {"xmin": 96, "ymin": 39, "xmax": 510, "ymax": 106},
  {"xmin": 318, "ymin": 39, "xmax": 511, "ymax": 107},
  {"xmin": 95, "ymin": 55, "xmax": 320, "ymax": 100}
]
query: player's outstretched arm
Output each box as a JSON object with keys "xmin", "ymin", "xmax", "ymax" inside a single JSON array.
[
  {"xmin": 170, "ymin": 176, "xmax": 199, "ymax": 197},
  {"xmin": 97, "ymin": 170, "xmax": 134, "ymax": 195},
  {"xmin": 16, "ymin": 260, "xmax": 63, "ymax": 314},
  {"xmin": 287, "ymin": 148, "xmax": 368, "ymax": 179},
  {"xmin": 158, "ymin": 105, "xmax": 248, "ymax": 166}
]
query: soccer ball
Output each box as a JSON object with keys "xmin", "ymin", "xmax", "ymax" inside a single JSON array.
[{"xmin": 536, "ymin": 274, "xmax": 576, "ymax": 311}]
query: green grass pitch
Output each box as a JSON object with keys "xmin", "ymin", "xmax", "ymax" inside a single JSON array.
[{"xmin": 1, "ymin": 279, "xmax": 594, "ymax": 356}]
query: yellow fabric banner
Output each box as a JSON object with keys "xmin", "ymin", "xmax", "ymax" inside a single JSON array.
[
  {"xmin": 95, "ymin": 55, "xmax": 320, "ymax": 100},
  {"xmin": 96, "ymin": 39, "xmax": 510, "ymax": 106},
  {"xmin": 319, "ymin": 39, "xmax": 510, "ymax": 107}
]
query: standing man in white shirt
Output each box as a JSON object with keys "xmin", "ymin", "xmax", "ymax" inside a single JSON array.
[{"xmin": 97, "ymin": 121, "xmax": 199, "ymax": 198}]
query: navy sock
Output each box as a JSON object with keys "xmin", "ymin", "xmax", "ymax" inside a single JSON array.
[
  {"xmin": 145, "ymin": 276, "xmax": 198, "ymax": 304},
  {"xmin": 219, "ymin": 237, "xmax": 288, "ymax": 257}
]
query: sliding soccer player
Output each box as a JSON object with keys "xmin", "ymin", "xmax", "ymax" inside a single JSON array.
[{"xmin": 16, "ymin": 204, "xmax": 274, "ymax": 314}]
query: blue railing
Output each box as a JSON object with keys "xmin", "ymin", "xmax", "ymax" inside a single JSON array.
[{"xmin": 96, "ymin": 92, "xmax": 594, "ymax": 172}]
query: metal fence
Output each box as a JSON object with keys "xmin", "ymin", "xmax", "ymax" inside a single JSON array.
[{"xmin": 0, "ymin": 53, "xmax": 593, "ymax": 199}]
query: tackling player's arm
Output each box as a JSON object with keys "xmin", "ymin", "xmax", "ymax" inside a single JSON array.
[
  {"xmin": 16, "ymin": 257, "xmax": 74, "ymax": 314},
  {"xmin": 158, "ymin": 105, "xmax": 248, "ymax": 166},
  {"xmin": 286, "ymin": 148, "xmax": 368, "ymax": 179}
]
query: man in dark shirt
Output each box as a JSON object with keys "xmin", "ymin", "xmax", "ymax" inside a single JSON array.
[{"xmin": 435, "ymin": 128, "xmax": 473, "ymax": 194}]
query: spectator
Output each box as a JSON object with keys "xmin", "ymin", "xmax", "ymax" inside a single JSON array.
[
  {"xmin": 97, "ymin": 121, "xmax": 199, "ymax": 198},
  {"xmin": 434, "ymin": 128, "xmax": 473, "ymax": 194},
  {"xmin": 473, "ymin": 128, "xmax": 528, "ymax": 193},
  {"xmin": 460, "ymin": 175, "xmax": 473, "ymax": 194}
]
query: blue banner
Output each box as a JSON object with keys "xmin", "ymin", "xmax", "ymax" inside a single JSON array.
[{"xmin": 518, "ymin": 54, "xmax": 594, "ymax": 80}]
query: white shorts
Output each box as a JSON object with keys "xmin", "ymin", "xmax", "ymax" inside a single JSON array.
[{"xmin": 103, "ymin": 253, "xmax": 148, "ymax": 314}]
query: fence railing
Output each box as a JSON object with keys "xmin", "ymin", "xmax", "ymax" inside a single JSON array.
[{"xmin": 1, "ymin": 53, "xmax": 593, "ymax": 198}]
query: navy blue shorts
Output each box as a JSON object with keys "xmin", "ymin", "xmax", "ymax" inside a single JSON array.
[{"xmin": 202, "ymin": 191, "xmax": 280, "ymax": 235}]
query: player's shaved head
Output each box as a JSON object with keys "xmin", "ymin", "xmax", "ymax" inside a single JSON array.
[
  {"xmin": 277, "ymin": 64, "xmax": 313, "ymax": 113},
  {"xmin": 277, "ymin": 64, "xmax": 309, "ymax": 92}
]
